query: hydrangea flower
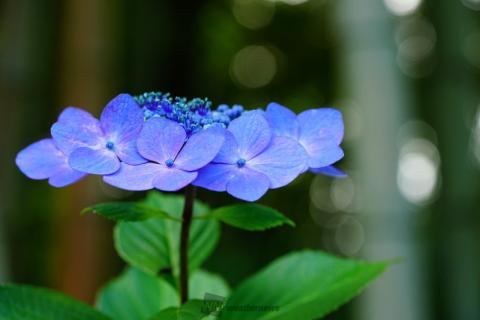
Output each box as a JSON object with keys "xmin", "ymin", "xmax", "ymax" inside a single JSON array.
[
  {"xmin": 193, "ymin": 110, "xmax": 308, "ymax": 201},
  {"xmin": 16, "ymin": 92, "xmax": 345, "ymax": 200},
  {"xmin": 51, "ymin": 94, "xmax": 147, "ymax": 175},
  {"xmin": 15, "ymin": 139, "xmax": 85, "ymax": 187},
  {"xmin": 104, "ymin": 117, "xmax": 225, "ymax": 191},
  {"xmin": 264, "ymin": 102, "xmax": 345, "ymax": 177}
]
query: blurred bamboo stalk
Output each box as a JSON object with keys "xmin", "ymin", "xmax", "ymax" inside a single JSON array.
[
  {"xmin": 0, "ymin": 0, "xmax": 18, "ymax": 284},
  {"xmin": 0, "ymin": 0, "xmax": 61, "ymax": 283},
  {"xmin": 335, "ymin": 1, "xmax": 428, "ymax": 319},
  {"xmin": 429, "ymin": 2, "xmax": 480, "ymax": 319},
  {"xmin": 52, "ymin": 0, "xmax": 114, "ymax": 303}
]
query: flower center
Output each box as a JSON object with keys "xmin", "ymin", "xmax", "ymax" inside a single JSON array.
[
  {"xmin": 237, "ymin": 158, "xmax": 246, "ymax": 168},
  {"xmin": 135, "ymin": 92, "xmax": 244, "ymax": 135},
  {"xmin": 165, "ymin": 159, "xmax": 175, "ymax": 168},
  {"xmin": 105, "ymin": 141, "xmax": 115, "ymax": 150}
]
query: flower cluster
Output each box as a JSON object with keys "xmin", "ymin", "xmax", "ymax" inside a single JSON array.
[
  {"xmin": 16, "ymin": 93, "xmax": 345, "ymax": 201},
  {"xmin": 135, "ymin": 92, "xmax": 243, "ymax": 135}
]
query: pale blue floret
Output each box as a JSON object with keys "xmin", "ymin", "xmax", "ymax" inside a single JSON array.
[
  {"xmin": 15, "ymin": 139, "xmax": 86, "ymax": 187},
  {"xmin": 103, "ymin": 117, "xmax": 226, "ymax": 192},
  {"xmin": 193, "ymin": 111, "xmax": 309, "ymax": 201},
  {"xmin": 49, "ymin": 94, "xmax": 147, "ymax": 175},
  {"xmin": 264, "ymin": 102, "xmax": 346, "ymax": 177}
]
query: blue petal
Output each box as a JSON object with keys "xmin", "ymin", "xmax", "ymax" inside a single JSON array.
[
  {"xmin": 311, "ymin": 166, "xmax": 347, "ymax": 177},
  {"xmin": 114, "ymin": 138, "xmax": 147, "ymax": 165},
  {"xmin": 103, "ymin": 163, "xmax": 161, "ymax": 191},
  {"xmin": 49, "ymin": 168, "xmax": 86, "ymax": 187},
  {"xmin": 307, "ymin": 143, "xmax": 344, "ymax": 168},
  {"xmin": 152, "ymin": 167, "xmax": 198, "ymax": 192},
  {"xmin": 137, "ymin": 117, "xmax": 186, "ymax": 164},
  {"xmin": 51, "ymin": 107, "xmax": 103, "ymax": 155},
  {"xmin": 248, "ymin": 136, "xmax": 308, "ymax": 188},
  {"xmin": 16, "ymin": 139, "xmax": 67, "ymax": 179},
  {"xmin": 264, "ymin": 103, "xmax": 300, "ymax": 139},
  {"xmin": 175, "ymin": 125, "xmax": 225, "ymax": 171},
  {"xmin": 296, "ymin": 108, "xmax": 344, "ymax": 168},
  {"xmin": 213, "ymin": 131, "xmax": 240, "ymax": 164},
  {"xmin": 193, "ymin": 163, "xmax": 236, "ymax": 191},
  {"xmin": 227, "ymin": 110, "xmax": 271, "ymax": 160},
  {"xmin": 226, "ymin": 168, "xmax": 270, "ymax": 202},
  {"xmin": 69, "ymin": 147, "xmax": 120, "ymax": 174},
  {"xmin": 100, "ymin": 94, "xmax": 143, "ymax": 139},
  {"xmin": 100, "ymin": 94, "xmax": 146, "ymax": 165},
  {"xmin": 298, "ymin": 108, "xmax": 344, "ymax": 146}
]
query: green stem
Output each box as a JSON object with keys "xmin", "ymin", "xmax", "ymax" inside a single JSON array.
[{"xmin": 179, "ymin": 186, "xmax": 196, "ymax": 304}]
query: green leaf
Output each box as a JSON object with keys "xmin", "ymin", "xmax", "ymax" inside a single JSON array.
[
  {"xmin": 190, "ymin": 270, "xmax": 230, "ymax": 299},
  {"xmin": 219, "ymin": 250, "xmax": 389, "ymax": 320},
  {"xmin": 0, "ymin": 285, "xmax": 111, "ymax": 320},
  {"xmin": 96, "ymin": 267, "xmax": 178, "ymax": 320},
  {"xmin": 82, "ymin": 201, "xmax": 178, "ymax": 222},
  {"xmin": 148, "ymin": 300, "xmax": 211, "ymax": 320},
  {"xmin": 207, "ymin": 204, "xmax": 294, "ymax": 231},
  {"xmin": 95, "ymin": 267, "xmax": 229, "ymax": 320},
  {"xmin": 114, "ymin": 192, "xmax": 220, "ymax": 277}
]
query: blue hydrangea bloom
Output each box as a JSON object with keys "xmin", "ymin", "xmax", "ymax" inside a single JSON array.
[
  {"xmin": 264, "ymin": 102, "xmax": 345, "ymax": 177},
  {"xmin": 104, "ymin": 117, "xmax": 225, "ymax": 191},
  {"xmin": 15, "ymin": 139, "xmax": 85, "ymax": 187},
  {"xmin": 193, "ymin": 110, "xmax": 308, "ymax": 201},
  {"xmin": 51, "ymin": 94, "xmax": 147, "ymax": 175},
  {"xmin": 16, "ymin": 91, "xmax": 345, "ymax": 198}
]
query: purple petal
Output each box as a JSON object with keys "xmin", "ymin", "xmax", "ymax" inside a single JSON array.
[
  {"xmin": 99, "ymin": 94, "xmax": 146, "ymax": 164},
  {"xmin": 213, "ymin": 131, "xmax": 240, "ymax": 164},
  {"xmin": 193, "ymin": 164, "xmax": 237, "ymax": 191},
  {"xmin": 226, "ymin": 168, "xmax": 270, "ymax": 202},
  {"xmin": 69, "ymin": 147, "xmax": 120, "ymax": 174},
  {"xmin": 51, "ymin": 107, "xmax": 103, "ymax": 155},
  {"xmin": 58, "ymin": 106, "xmax": 93, "ymax": 123},
  {"xmin": 311, "ymin": 166, "xmax": 347, "ymax": 177},
  {"xmin": 248, "ymin": 136, "xmax": 308, "ymax": 188},
  {"xmin": 152, "ymin": 167, "xmax": 198, "ymax": 192},
  {"xmin": 264, "ymin": 103, "xmax": 300, "ymax": 139},
  {"xmin": 49, "ymin": 168, "xmax": 86, "ymax": 187},
  {"xmin": 16, "ymin": 139, "xmax": 67, "ymax": 179},
  {"xmin": 114, "ymin": 139, "xmax": 147, "ymax": 165},
  {"xmin": 228, "ymin": 110, "xmax": 271, "ymax": 160},
  {"xmin": 100, "ymin": 94, "xmax": 143, "ymax": 139},
  {"xmin": 306, "ymin": 143, "xmax": 344, "ymax": 168},
  {"xmin": 137, "ymin": 118, "xmax": 186, "ymax": 164},
  {"xmin": 103, "ymin": 163, "xmax": 161, "ymax": 191},
  {"xmin": 298, "ymin": 108, "xmax": 344, "ymax": 146},
  {"xmin": 175, "ymin": 125, "xmax": 226, "ymax": 171}
]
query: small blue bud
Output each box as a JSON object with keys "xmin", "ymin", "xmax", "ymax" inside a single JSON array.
[
  {"xmin": 237, "ymin": 158, "xmax": 246, "ymax": 168},
  {"xmin": 217, "ymin": 104, "xmax": 228, "ymax": 112},
  {"xmin": 161, "ymin": 99, "xmax": 173, "ymax": 113},
  {"xmin": 165, "ymin": 159, "xmax": 174, "ymax": 168},
  {"xmin": 105, "ymin": 141, "xmax": 115, "ymax": 150}
]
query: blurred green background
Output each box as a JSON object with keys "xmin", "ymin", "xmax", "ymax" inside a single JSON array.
[{"xmin": 1, "ymin": 0, "xmax": 480, "ymax": 319}]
